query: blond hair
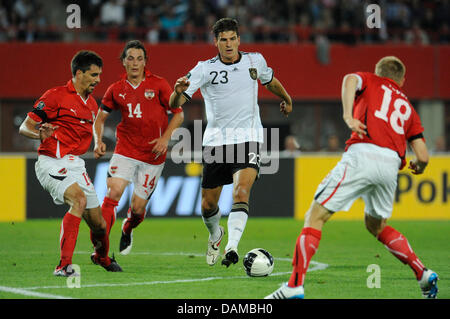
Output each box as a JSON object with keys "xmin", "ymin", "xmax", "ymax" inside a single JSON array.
[{"xmin": 375, "ymin": 56, "xmax": 406, "ymax": 84}]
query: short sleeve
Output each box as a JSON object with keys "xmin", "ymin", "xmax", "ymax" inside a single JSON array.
[
  {"xmin": 353, "ymin": 72, "xmax": 369, "ymax": 92},
  {"xmin": 405, "ymin": 107, "xmax": 424, "ymax": 140},
  {"xmin": 101, "ymin": 84, "xmax": 117, "ymax": 112},
  {"xmin": 28, "ymin": 89, "xmax": 59, "ymax": 123},
  {"xmin": 257, "ymin": 53, "xmax": 274, "ymax": 85},
  {"xmin": 183, "ymin": 62, "xmax": 205, "ymax": 100}
]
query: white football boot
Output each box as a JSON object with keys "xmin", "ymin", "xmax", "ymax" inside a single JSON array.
[
  {"xmin": 419, "ymin": 268, "xmax": 439, "ymax": 299},
  {"xmin": 119, "ymin": 218, "xmax": 133, "ymax": 255},
  {"xmin": 206, "ymin": 226, "xmax": 224, "ymax": 266},
  {"xmin": 265, "ymin": 282, "xmax": 304, "ymax": 299}
]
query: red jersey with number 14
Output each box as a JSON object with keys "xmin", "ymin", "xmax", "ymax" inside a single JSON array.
[
  {"xmin": 345, "ymin": 72, "xmax": 424, "ymax": 168},
  {"xmin": 101, "ymin": 69, "xmax": 183, "ymax": 165}
]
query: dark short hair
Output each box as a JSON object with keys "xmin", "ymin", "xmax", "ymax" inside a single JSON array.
[
  {"xmin": 71, "ymin": 50, "xmax": 103, "ymax": 76},
  {"xmin": 212, "ymin": 18, "xmax": 239, "ymax": 38},
  {"xmin": 120, "ymin": 40, "xmax": 148, "ymax": 61}
]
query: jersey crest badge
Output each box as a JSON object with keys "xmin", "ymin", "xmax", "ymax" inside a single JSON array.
[
  {"xmin": 145, "ymin": 89, "xmax": 155, "ymax": 100},
  {"xmin": 36, "ymin": 101, "xmax": 45, "ymax": 110},
  {"xmin": 249, "ymin": 68, "xmax": 257, "ymax": 80}
]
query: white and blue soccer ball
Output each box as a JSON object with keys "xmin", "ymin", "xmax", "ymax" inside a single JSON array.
[{"xmin": 243, "ymin": 248, "xmax": 274, "ymax": 277}]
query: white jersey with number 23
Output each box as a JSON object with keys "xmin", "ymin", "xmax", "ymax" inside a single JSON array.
[{"xmin": 183, "ymin": 52, "xmax": 274, "ymax": 147}]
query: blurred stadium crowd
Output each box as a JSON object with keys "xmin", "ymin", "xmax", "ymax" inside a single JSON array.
[{"xmin": 0, "ymin": 0, "xmax": 449, "ymax": 44}]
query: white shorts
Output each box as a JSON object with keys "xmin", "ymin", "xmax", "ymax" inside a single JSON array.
[
  {"xmin": 108, "ymin": 154, "xmax": 164, "ymax": 201},
  {"xmin": 313, "ymin": 143, "xmax": 401, "ymax": 219},
  {"xmin": 35, "ymin": 154, "xmax": 100, "ymax": 209}
]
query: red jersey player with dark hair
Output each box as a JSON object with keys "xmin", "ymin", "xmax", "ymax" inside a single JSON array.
[
  {"xmin": 93, "ymin": 40, "xmax": 184, "ymax": 256},
  {"xmin": 19, "ymin": 50, "xmax": 122, "ymax": 276},
  {"xmin": 266, "ymin": 56, "xmax": 439, "ymax": 299}
]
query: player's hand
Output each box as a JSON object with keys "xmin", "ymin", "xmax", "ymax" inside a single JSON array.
[
  {"xmin": 94, "ymin": 141, "xmax": 106, "ymax": 159},
  {"xmin": 280, "ymin": 100, "xmax": 292, "ymax": 117},
  {"xmin": 408, "ymin": 159, "xmax": 426, "ymax": 175},
  {"xmin": 174, "ymin": 76, "xmax": 190, "ymax": 94},
  {"xmin": 149, "ymin": 137, "xmax": 169, "ymax": 160},
  {"xmin": 344, "ymin": 117, "xmax": 367, "ymax": 139},
  {"xmin": 39, "ymin": 123, "xmax": 58, "ymax": 142}
]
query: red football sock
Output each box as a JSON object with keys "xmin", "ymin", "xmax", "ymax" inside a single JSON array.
[
  {"xmin": 59, "ymin": 212, "xmax": 81, "ymax": 267},
  {"xmin": 122, "ymin": 207, "xmax": 145, "ymax": 235},
  {"xmin": 90, "ymin": 232, "xmax": 110, "ymax": 265},
  {"xmin": 377, "ymin": 226, "xmax": 425, "ymax": 280},
  {"xmin": 288, "ymin": 227, "xmax": 322, "ymax": 287},
  {"xmin": 102, "ymin": 197, "xmax": 118, "ymax": 236}
]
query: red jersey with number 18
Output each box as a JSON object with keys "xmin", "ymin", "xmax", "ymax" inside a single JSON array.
[
  {"xmin": 101, "ymin": 69, "xmax": 183, "ymax": 165},
  {"xmin": 345, "ymin": 72, "xmax": 424, "ymax": 168}
]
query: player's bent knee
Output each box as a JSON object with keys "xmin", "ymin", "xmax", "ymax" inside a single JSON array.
[
  {"xmin": 130, "ymin": 205, "xmax": 146, "ymax": 216},
  {"xmin": 365, "ymin": 214, "xmax": 386, "ymax": 237},
  {"xmin": 304, "ymin": 201, "xmax": 332, "ymax": 228},
  {"xmin": 130, "ymin": 195, "xmax": 148, "ymax": 216},
  {"xmin": 201, "ymin": 197, "xmax": 218, "ymax": 213},
  {"xmin": 107, "ymin": 187, "xmax": 125, "ymax": 202},
  {"xmin": 71, "ymin": 194, "xmax": 88, "ymax": 213},
  {"xmin": 202, "ymin": 206, "xmax": 219, "ymax": 218}
]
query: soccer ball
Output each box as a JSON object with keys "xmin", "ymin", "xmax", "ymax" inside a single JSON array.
[{"xmin": 243, "ymin": 248, "xmax": 274, "ymax": 277}]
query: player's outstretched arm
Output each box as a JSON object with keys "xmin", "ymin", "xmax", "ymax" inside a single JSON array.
[
  {"xmin": 93, "ymin": 109, "xmax": 110, "ymax": 159},
  {"xmin": 341, "ymin": 74, "xmax": 367, "ymax": 138},
  {"xmin": 265, "ymin": 77, "xmax": 292, "ymax": 117},
  {"xmin": 169, "ymin": 76, "xmax": 190, "ymax": 109},
  {"xmin": 408, "ymin": 138, "xmax": 429, "ymax": 175}
]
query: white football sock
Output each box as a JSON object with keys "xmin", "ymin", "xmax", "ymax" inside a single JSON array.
[
  {"xmin": 202, "ymin": 209, "xmax": 221, "ymax": 242},
  {"xmin": 225, "ymin": 211, "xmax": 248, "ymax": 252}
]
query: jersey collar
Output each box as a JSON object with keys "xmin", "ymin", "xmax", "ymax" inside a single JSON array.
[
  {"xmin": 66, "ymin": 79, "xmax": 77, "ymax": 93},
  {"xmin": 382, "ymin": 76, "xmax": 402, "ymax": 89},
  {"xmin": 218, "ymin": 52, "xmax": 242, "ymax": 65},
  {"xmin": 67, "ymin": 79, "xmax": 90, "ymax": 104}
]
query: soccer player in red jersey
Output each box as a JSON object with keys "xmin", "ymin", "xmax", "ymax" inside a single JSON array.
[
  {"xmin": 266, "ymin": 56, "xmax": 439, "ymax": 299},
  {"xmin": 93, "ymin": 40, "xmax": 184, "ymax": 255},
  {"xmin": 19, "ymin": 51, "xmax": 122, "ymax": 276}
]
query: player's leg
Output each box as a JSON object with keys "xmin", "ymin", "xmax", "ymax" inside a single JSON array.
[
  {"xmin": 102, "ymin": 176, "xmax": 129, "ymax": 235},
  {"xmin": 102, "ymin": 155, "xmax": 135, "ymax": 236},
  {"xmin": 119, "ymin": 193, "xmax": 148, "ymax": 255},
  {"xmin": 221, "ymin": 167, "xmax": 257, "ymax": 267},
  {"xmin": 53, "ymin": 182, "xmax": 86, "ymax": 276},
  {"xmin": 365, "ymin": 214, "xmax": 438, "ymax": 298},
  {"xmin": 363, "ymin": 150, "xmax": 439, "ymax": 298},
  {"xmin": 84, "ymin": 205, "xmax": 122, "ymax": 272},
  {"xmin": 265, "ymin": 200, "xmax": 331, "ymax": 299},
  {"xmin": 88, "ymin": 176, "xmax": 127, "ymax": 264},
  {"xmin": 200, "ymin": 156, "xmax": 229, "ymax": 265},
  {"xmin": 120, "ymin": 162, "xmax": 164, "ymax": 255},
  {"xmin": 290, "ymin": 201, "xmax": 331, "ymax": 286},
  {"xmin": 266, "ymin": 148, "xmax": 364, "ymax": 298},
  {"xmin": 202, "ymin": 186, "xmax": 224, "ymax": 265},
  {"xmin": 35, "ymin": 156, "xmax": 88, "ymax": 276}
]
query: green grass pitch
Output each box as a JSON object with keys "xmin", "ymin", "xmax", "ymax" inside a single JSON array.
[{"xmin": 0, "ymin": 218, "xmax": 448, "ymax": 299}]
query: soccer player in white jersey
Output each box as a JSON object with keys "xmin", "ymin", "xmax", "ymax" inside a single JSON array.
[{"xmin": 169, "ymin": 18, "xmax": 292, "ymax": 267}]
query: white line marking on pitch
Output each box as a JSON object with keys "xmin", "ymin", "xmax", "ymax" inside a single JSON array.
[
  {"xmin": 0, "ymin": 285, "xmax": 74, "ymax": 299},
  {"xmin": 19, "ymin": 252, "xmax": 328, "ymax": 291}
]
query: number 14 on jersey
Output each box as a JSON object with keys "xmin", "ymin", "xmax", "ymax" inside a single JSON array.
[{"xmin": 127, "ymin": 103, "xmax": 142, "ymax": 118}]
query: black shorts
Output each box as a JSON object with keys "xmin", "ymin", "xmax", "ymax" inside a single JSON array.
[{"xmin": 201, "ymin": 142, "xmax": 261, "ymax": 189}]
